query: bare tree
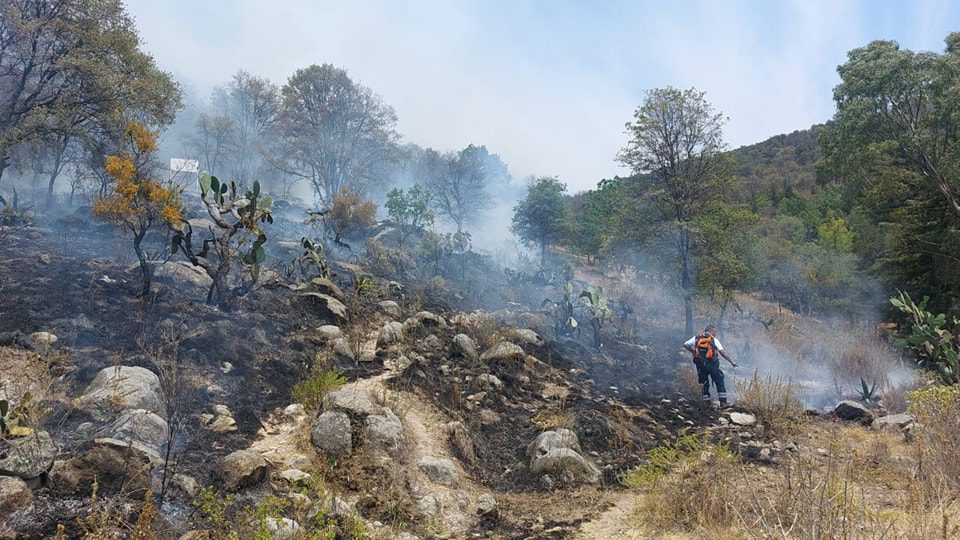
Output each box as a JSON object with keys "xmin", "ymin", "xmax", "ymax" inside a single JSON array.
[
  {"xmin": 423, "ymin": 144, "xmax": 508, "ymax": 233},
  {"xmin": 211, "ymin": 70, "xmax": 279, "ymax": 184},
  {"xmin": 186, "ymin": 114, "xmax": 237, "ymax": 177}
]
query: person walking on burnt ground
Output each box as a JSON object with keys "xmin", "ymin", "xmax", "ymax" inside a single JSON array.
[{"xmin": 684, "ymin": 324, "xmax": 738, "ymax": 407}]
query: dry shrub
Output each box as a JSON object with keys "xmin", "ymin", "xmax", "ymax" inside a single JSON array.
[
  {"xmin": 675, "ymin": 363, "xmax": 702, "ymax": 401},
  {"xmin": 624, "ymin": 435, "xmax": 739, "ymax": 535},
  {"xmin": 736, "ymin": 370, "xmax": 805, "ymax": 436},
  {"xmin": 468, "ymin": 314, "xmax": 502, "ymax": 351},
  {"xmin": 908, "ymin": 385, "xmax": 960, "ymax": 492}
]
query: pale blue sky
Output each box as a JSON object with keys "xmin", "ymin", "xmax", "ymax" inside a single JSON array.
[{"xmin": 126, "ymin": 0, "xmax": 959, "ymax": 191}]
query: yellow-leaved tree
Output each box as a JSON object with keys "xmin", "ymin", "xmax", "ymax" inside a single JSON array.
[{"xmin": 93, "ymin": 121, "xmax": 182, "ymax": 298}]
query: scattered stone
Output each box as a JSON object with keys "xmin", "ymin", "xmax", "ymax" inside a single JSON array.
[
  {"xmin": 220, "ymin": 450, "xmax": 269, "ymax": 491},
  {"xmin": 385, "ymin": 355, "xmax": 413, "ymax": 374},
  {"xmin": 512, "ymin": 329, "xmax": 543, "ymax": 346},
  {"xmin": 526, "ymin": 429, "xmax": 599, "ymax": 485},
  {"xmin": 476, "ymin": 493, "xmax": 498, "ymax": 516},
  {"xmin": 422, "ymin": 334, "xmax": 443, "ymax": 351},
  {"xmin": 29, "ymin": 331, "xmax": 58, "ymax": 347},
  {"xmin": 417, "ymin": 493, "xmax": 443, "ymax": 516},
  {"xmin": 329, "ymin": 337, "xmax": 355, "ymax": 360},
  {"xmin": 278, "ymin": 469, "xmax": 312, "ymax": 486},
  {"xmin": 264, "ymin": 517, "xmax": 302, "ymax": 540},
  {"xmin": 833, "ymin": 400, "xmax": 875, "ymax": 424},
  {"xmin": 365, "ymin": 409, "xmax": 405, "ymax": 457},
  {"xmin": 401, "ymin": 318, "xmax": 423, "ymax": 338},
  {"xmin": 377, "ymin": 321, "xmax": 404, "ymax": 346},
  {"xmin": 446, "ymin": 421, "xmax": 478, "ymax": 466},
  {"xmin": 729, "ymin": 412, "xmax": 757, "ymax": 426},
  {"xmin": 108, "ymin": 409, "xmax": 169, "ymax": 452},
  {"xmin": 302, "ymin": 293, "xmax": 347, "ymax": 321},
  {"xmin": 197, "ymin": 413, "xmax": 214, "ymax": 426},
  {"xmin": 323, "ymin": 388, "xmax": 382, "ymax": 417},
  {"xmin": 220, "ymin": 362, "xmax": 233, "ymax": 374},
  {"xmin": 872, "ymin": 413, "xmax": 915, "ymax": 432},
  {"xmin": 417, "ymin": 457, "xmax": 459, "ymax": 486},
  {"xmin": 311, "ymin": 411, "xmax": 352, "ymax": 457},
  {"xmin": 759, "ymin": 448, "xmax": 772, "ymax": 462},
  {"xmin": 476, "ymin": 373, "xmax": 503, "ymax": 390},
  {"xmin": 0, "ymin": 431, "xmax": 57, "ymax": 480},
  {"xmin": 171, "ymin": 474, "xmax": 200, "ymax": 499},
  {"xmin": 209, "ymin": 415, "xmax": 238, "ymax": 433},
  {"xmin": 414, "ymin": 311, "xmax": 447, "ymax": 327},
  {"xmin": 466, "ymin": 392, "xmax": 487, "ymax": 402},
  {"xmin": 479, "ymin": 409, "xmax": 501, "ymax": 426},
  {"xmin": 317, "ymin": 325, "xmax": 344, "ymax": 341},
  {"xmin": 379, "ymin": 300, "xmax": 402, "ymax": 318},
  {"xmin": 453, "ymin": 334, "xmax": 479, "ymax": 362},
  {"xmin": 480, "ymin": 342, "xmax": 525, "ymax": 363},
  {"xmin": 153, "ymin": 261, "xmax": 213, "ymax": 289},
  {"xmin": 310, "ymin": 277, "xmax": 345, "ymax": 301},
  {"xmin": 80, "ymin": 366, "xmax": 164, "ymax": 419},
  {"xmin": 526, "ymin": 429, "xmax": 583, "ymax": 457},
  {"xmin": 539, "ymin": 475, "xmax": 555, "ymax": 490},
  {"xmin": 0, "ymin": 476, "xmax": 32, "ymax": 520}
]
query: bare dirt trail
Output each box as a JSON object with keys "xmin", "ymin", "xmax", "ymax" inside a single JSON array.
[{"xmin": 574, "ymin": 492, "xmax": 643, "ymax": 539}]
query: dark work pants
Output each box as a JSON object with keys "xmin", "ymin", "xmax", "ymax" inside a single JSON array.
[{"xmin": 694, "ymin": 359, "xmax": 727, "ymax": 402}]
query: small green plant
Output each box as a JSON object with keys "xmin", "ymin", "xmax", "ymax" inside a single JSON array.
[
  {"xmin": 856, "ymin": 377, "xmax": 879, "ymax": 402},
  {"xmin": 296, "ymin": 237, "xmax": 330, "ymax": 281},
  {"xmin": 0, "ymin": 393, "xmax": 35, "ymax": 437},
  {"xmin": 193, "ymin": 488, "xmax": 237, "ymax": 539},
  {"xmin": 0, "ymin": 187, "xmax": 33, "ymax": 226},
  {"xmin": 292, "ymin": 369, "xmax": 348, "ymax": 412},
  {"xmin": 890, "ymin": 291, "xmax": 960, "ymax": 384},
  {"xmin": 578, "ymin": 285, "xmax": 612, "ymax": 348}
]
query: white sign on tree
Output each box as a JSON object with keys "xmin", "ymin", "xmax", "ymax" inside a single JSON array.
[{"xmin": 170, "ymin": 158, "xmax": 199, "ymax": 174}]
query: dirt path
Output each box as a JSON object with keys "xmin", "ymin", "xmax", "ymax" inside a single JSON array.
[{"xmin": 574, "ymin": 492, "xmax": 643, "ymax": 539}]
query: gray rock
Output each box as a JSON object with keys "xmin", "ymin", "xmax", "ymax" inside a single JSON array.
[
  {"xmin": 415, "ymin": 311, "xmax": 447, "ymax": 327},
  {"xmin": 278, "ymin": 468, "xmax": 312, "ymax": 486},
  {"xmin": 539, "ymin": 474, "xmax": 555, "ymax": 490},
  {"xmin": 0, "ymin": 476, "xmax": 31, "ymax": 520},
  {"xmin": 453, "ymin": 334, "xmax": 480, "ymax": 362},
  {"xmin": 153, "ymin": 261, "xmax": 213, "ymax": 289},
  {"xmin": 446, "ymin": 421, "xmax": 478, "ymax": 466},
  {"xmin": 329, "ymin": 337, "xmax": 356, "ymax": 360},
  {"xmin": 872, "ymin": 413, "xmax": 914, "ymax": 431},
  {"xmin": 480, "ymin": 341, "xmax": 526, "ymax": 363},
  {"xmin": 729, "ymin": 412, "xmax": 757, "ymax": 426},
  {"xmin": 29, "ymin": 331, "xmax": 58, "ymax": 347},
  {"xmin": 208, "ymin": 415, "xmax": 238, "ymax": 433},
  {"xmin": 476, "ymin": 493, "xmax": 498, "ymax": 516},
  {"xmin": 526, "ymin": 428, "xmax": 583, "ymax": 457},
  {"xmin": 317, "ymin": 325, "xmax": 344, "ymax": 341},
  {"xmin": 834, "ymin": 400, "xmax": 875, "ymax": 423},
  {"xmin": 401, "ymin": 317, "xmax": 423, "ymax": 338},
  {"xmin": 417, "ymin": 492, "xmax": 443, "ymax": 516},
  {"xmin": 479, "ymin": 409, "xmax": 501, "ymax": 425},
  {"xmin": 379, "ymin": 300, "xmax": 402, "ymax": 318},
  {"xmin": 0, "ymin": 431, "xmax": 57, "ymax": 480},
  {"xmin": 108, "ymin": 409, "xmax": 169, "ymax": 452},
  {"xmin": 310, "ymin": 277, "xmax": 345, "ymax": 301},
  {"xmin": 220, "ymin": 450, "xmax": 268, "ymax": 491},
  {"xmin": 311, "ymin": 411, "xmax": 352, "ymax": 456},
  {"xmin": 302, "ymin": 292, "xmax": 347, "ymax": 321},
  {"xmin": 513, "ymin": 329, "xmax": 543, "ymax": 346},
  {"xmin": 171, "ymin": 474, "xmax": 200, "ymax": 499},
  {"xmin": 323, "ymin": 388, "xmax": 382, "ymax": 417},
  {"xmin": 365, "ymin": 409, "xmax": 405, "ymax": 457},
  {"xmin": 417, "ymin": 457, "xmax": 459, "ymax": 486},
  {"xmin": 358, "ymin": 338, "xmax": 378, "ymax": 363},
  {"xmin": 377, "ymin": 321, "xmax": 404, "ymax": 346},
  {"xmin": 529, "ymin": 447, "xmax": 601, "ymax": 485},
  {"xmin": 264, "ymin": 517, "xmax": 301, "ymax": 540},
  {"xmin": 80, "ymin": 366, "xmax": 164, "ymax": 419},
  {"xmin": 476, "ymin": 373, "xmax": 503, "ymax": 390}
]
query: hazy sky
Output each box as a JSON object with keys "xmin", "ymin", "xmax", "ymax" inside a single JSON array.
[{"xmin": 126, "ymin": 0, "xmax": 959, "ymax": 192}]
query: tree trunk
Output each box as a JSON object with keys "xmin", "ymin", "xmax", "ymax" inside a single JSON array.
[
  {"xmin": 133, "ymin": 231, "xmax": 152, "ymax": 298},
  {"xmin": 45, "ymin": 168, "xmax": 62, "ymax": 208},
  {"xmin": 716, "ymin": 298, "xmax": 729, "ymax": 334},
  {"xmin": 680, "ymin": 229, "xmax": 694, "ymax": 336}
]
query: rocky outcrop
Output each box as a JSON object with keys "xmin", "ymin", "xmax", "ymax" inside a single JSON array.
[
  {"xmin": 364, "ymin": 409, "xmax": 405, "ymax": 457},
  {"xmin": 0, "ymin": 476, "xmax": 32, "ymax": 520},
  {"xmin": 0, "ymin": 431, "xmax": 57, "ymax": 481},
  {"xmin": 107, "ymin": 409, "xmax": 168, "ymax": 453},
  {"xmin": 220, "ymin": 449, "xmax": 269, "ymax": 491},
  {"xmin": 379, "ymin": 300, "xmax": 402, "ymax": 318},
  {"xmin": 80, "ymin": 366, "xmax": 163, "ymax": 419},
  {"xmin": 323, "ymin": 388, "xmax": 382, "ymax": 417},
  {"xmin": 316, "ymin": 325, "xmax": 344, "ymax": 341},
  {"xmin": 512, "ymin": 328, "xmax": 543, "ymax": 347},
  {"xmin": 49, "ymin": 439, "xmax": 151, "ymax": 496},
  {"xmin": 377, "ymin": 321, "xmax": 404, "ymax": 346},
  {"xmin": 872, "ymin": 413, "xmax": 914, "ymax": 432},
  {"xmin": 417, "ymin": 457, "xmax": 459, "ymax": 486},
  {"xmin": 453, "ymin": 334, "xmax": 479, "ymax": 362}
]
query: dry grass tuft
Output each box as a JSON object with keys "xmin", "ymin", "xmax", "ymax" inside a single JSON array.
[{"xmin": 735, "ymin": 369, "xmax": 805, "ymax": 436}]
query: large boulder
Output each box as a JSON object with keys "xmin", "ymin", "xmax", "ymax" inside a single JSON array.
[
  {"xmin": 302, "ymin": 293, "xmax": 347, "ymax": 321},
  {"xmin": 49, "ymin": 439, "xmax": 151, "ymax": 496},
  {"xmin": 377, "ymin": 321, "xmax": 404, "ymax": 346},
  {"xmin": 220, "ymin": 450, "xmax": 269, "ymax": 491},
  {"xmin": 0, "ymin": 431, "xmax": 58, "ymax": 480},
  {"xmin": 379, "ymin": 300, "xmax": 402, "ymax": 318},
  {"xmin": 316, "ymin": 325, "xmax": 344, "ymax": 341},
  {"xmin": 311, "ymin": 411, "xmax": 352, "ymax": 457},
  {"xmin": 414, "ymin": 311, "xmax": 447, "ymax": 328},
  {"xmin": 107, "ymin": 409, "xmax": 169, "ymax": 453},
  {"xmin": 323, "ymin": 388, "xmax": 382, "ymax": 417},
  {"xmin": 364, "ymin": 409, "xmax": 405, "ymax": 457},
  {"xmin": 480, "ymin": 342, "xmax": 525, "ymax": 363},
  {"xmin": 80, "ymin": 366, "xmax": 163, "ymax": 419},
  {"xmin": 417, "ymin": 457, "xmax": 459, "ymax": 486},
  {"xmin": 512, "ymin": 329, "xmax": 544, "ymax": 347},
  {"xmin": 526, "ymin": 429, "xmax": 599, "ymax": 486},
  {"xmin": 446, "ymin": 421, "xmax": 478, "ymax": 466},
  {"xmin": 153, "ymin": 261, "xmax": 213, "ymax": 289},
  {"xmin": 834, "ymin": 401, "xmax": 874, "ymax": 424},
  {"xmin": 309, "ymin": 277, "xmax": 345, "ymax": 301},
  {"xmin": 452, "ymin": 334, "xmax": 479, "ymax": 362}
]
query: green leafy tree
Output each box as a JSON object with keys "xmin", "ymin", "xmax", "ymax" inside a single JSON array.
[
  {"xmin": 511, "ymin": 176, "xmax": 568, "ymax": 268},
  {"xmin": 617, "ymin": 87, "xmax": 732, "ymax": 335},
  {"xmin": 385, "ymin": 185, "xmax": 433, "ymax": 253}
]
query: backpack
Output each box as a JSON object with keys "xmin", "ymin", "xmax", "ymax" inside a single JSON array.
[{"xmin": 695, "ymin": 334, "xmax": 717, "ymax": 360}]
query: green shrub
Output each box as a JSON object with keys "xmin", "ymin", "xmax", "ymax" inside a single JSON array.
[
  {"xmin": 891, "ymin": 291, "xmax": 960, "ymax": 384},
  {"xmin": 292, "ymin": 369, "xmax": 348, "ymax": 412}
]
